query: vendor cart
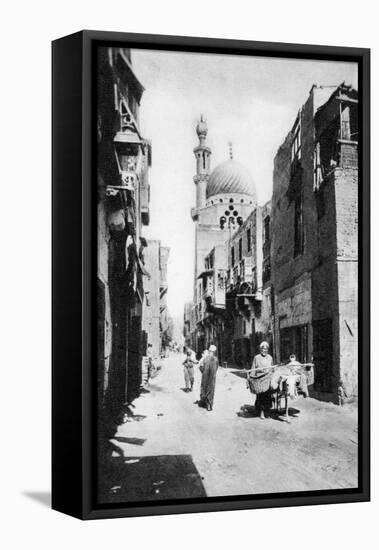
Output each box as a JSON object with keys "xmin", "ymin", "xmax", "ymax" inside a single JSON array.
[{"xmin": 247, "ymin": 362, "xmax": 314, "ymax": 421}]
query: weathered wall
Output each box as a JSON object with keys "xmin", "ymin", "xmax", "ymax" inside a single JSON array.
[
  {"xmin": 337, "ymin": 261, "xmax": 358, "ymax": 395},
  {"xmin": 272, "ymin": 85, "xmax": 358, "ymax": 396},
  {"xmin": 335, "ymin": 168, "xmax": 358, "ymax": 395},
  {"xmin": 142, "ymin": 240, "xmax": 161, "ymax": 359},
  {"xmin": 276, "ymin": 274, "xmax": 312, "ymax": 326},
  {"xmin": 271, "ymin": 90, "xmax": 319, "ymax": 294},
  {"xmin": 271, "ymin": 91, "xmax": 317, "ymax": 364}
]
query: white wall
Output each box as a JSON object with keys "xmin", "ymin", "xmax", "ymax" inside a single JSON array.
[{"xmin": 1, "ymin": 1, "xmax": 377, "ymax": 548}]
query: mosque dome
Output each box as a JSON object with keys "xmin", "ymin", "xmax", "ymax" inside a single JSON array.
[{"xmin": 206, "ymin": 159, "xmax": 256, "ymax": 200}]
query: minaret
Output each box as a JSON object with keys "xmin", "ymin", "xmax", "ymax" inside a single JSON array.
[{"xmin": 193, "ymin": 115, "xmax": 211, "ymax": 209}]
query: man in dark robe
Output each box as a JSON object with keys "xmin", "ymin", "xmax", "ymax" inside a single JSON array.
[{"xmin": 199, "ymin": 344, "xmax": 219, "ymax": 411}]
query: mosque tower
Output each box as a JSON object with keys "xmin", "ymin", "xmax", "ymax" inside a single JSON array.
[
  {"xmin": 191, "ymin": 116, "xmax": 257, "ymax": 301},
  {"xmin": 193, "ymin": 114, "xmax": 211, "ymax": 209}
]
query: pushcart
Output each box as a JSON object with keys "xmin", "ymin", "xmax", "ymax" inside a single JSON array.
[{"xmin": 247, "ymin": 362, "xmax": 314, "ymax": 422}]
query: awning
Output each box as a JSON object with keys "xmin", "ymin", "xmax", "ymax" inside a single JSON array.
[{"xmin": 197, "ymin": 269, "xmax": 213, "ymax": 279}]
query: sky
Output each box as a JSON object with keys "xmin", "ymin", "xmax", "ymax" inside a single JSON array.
[{"xmin": 131, "ymin": 49, "xmax": 358, "ymax": 321}]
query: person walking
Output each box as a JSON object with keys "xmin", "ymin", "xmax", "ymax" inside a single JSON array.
[
  {"xmin": 182, "ymin": 350, "xmax": 196, "ymax": 392},
  {"xmin": 199, "ymin": 345, "xmax": 219, "ymax": 411},
  {"xmin": 248, "ymin": 341, "xmax": 273, "ymax": 420}
]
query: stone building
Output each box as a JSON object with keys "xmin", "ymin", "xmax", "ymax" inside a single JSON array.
[
  {"xmin": 190, "ymin": 117, "xmax": 257, "ymax": 358},
  {"xmin": 225, "ymin": 200, "xmax": 272, "ymax": 367},
  {"xmin": 183, "ymin": 302, "xmax": 193, "ymax": 350},
  {"xmin": 159, "ymin": 245, "xmax": 171, "ymax": 355},
  {"xmin": 196, "ymin": 244, "xmax": 229, "ymax": 362},
  {"xmin": 97, "ymin": 46, "xmax": 151, "ymax": 431},
  {"xmin": 271, "ymin": 83, "xmax": 358, "ymax": 397},
  {"xmin": 142, "ymin": 240, "xmax": 170, "ymax": 360}
]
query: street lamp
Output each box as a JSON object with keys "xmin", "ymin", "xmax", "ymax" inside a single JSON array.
[
  {"xmin": 106, "ymin": 131, "xmax": 144, "ymax": 232},
  {"xmin": 106, "ymin": 131, "xmax": 143, "ymax": 194}
]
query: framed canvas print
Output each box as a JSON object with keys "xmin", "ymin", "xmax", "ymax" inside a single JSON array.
[{"xmin": 52, "ymin": 30, "xmax": 370, "ymax": 520}]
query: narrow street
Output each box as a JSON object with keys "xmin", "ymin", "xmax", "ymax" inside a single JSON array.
[{"xmin": 99, "ymin": 353, "xmax": 358, "ymax": 503}]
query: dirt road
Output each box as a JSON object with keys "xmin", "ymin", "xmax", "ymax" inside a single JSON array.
[{"xmin": 99, "ymin": 353, "xmax": 358, "ymax": 503}]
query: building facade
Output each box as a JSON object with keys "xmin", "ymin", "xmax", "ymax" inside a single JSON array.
[
  {"xmin": 183, "ymin": 302, "xmax": 193, "ymax": 350},
  {"xmin": 271, "ymin": 83, "xmax": 358, "ymax": 397},
  {"xmin": 225, "ymin": 201, "xmax": 272, "ymax": 367},
  {"xmin": 142, "ymin": 240, "xmax": 170, "ymax": 360},
  {"xmin": 97, "ymin": 47, "xmax": 151, "ymax": 432},
  {"xmin": 190, "ymin": 117, "xmax": 257, "ymax": 358},
  {"xmin": 186, "ymin": 83, "xmax": 358, "ymax": 400}
]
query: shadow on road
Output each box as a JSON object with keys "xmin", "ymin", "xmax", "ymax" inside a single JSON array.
[
  {"xmin": 237, "ymin": 404, "xmax": 301, "ymax": 421},
  {"xmin": 270, "ymin": 407, "xmax": 300, "ymax": 421},
  {"xmin": 113, "ymin": 436, "xmax": 147, "ymax": 446},
  {"xmin": 98, "ymin": 454, "xmax": 207, "ymax": 503},
  {"xmin": 237, "ymin": 404, "xmax": 257, "ymax": 418}
]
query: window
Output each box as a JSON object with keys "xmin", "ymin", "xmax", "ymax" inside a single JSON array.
[
  {"xmin": 239, "ymin": 238, "xmax": 242, "ymax": 261},
  {"xmin": 247, "ymin": 228, "xmax": 251, "ymax": 252},
  {"xmin": 340, "ymin": 105, "xmax": 351, "ymax": 141},
  {"xmin": 264, "ymin": 216, "xmax": 270, "ymax": 243},
  {"xmin": 315, "ymin": 185, "xmax": 326, "ymax": 219},
  {"xmin": 262, "ymin": 259, "xmax": 271, "ymax": 284},
  {"xmin": 291, "ymin": 117, "xmax": 301, "ymax": 162},
  {"xmin": 294, "ymin": 192, "xmax": 304, "ymax": 257},
  {"xmin": 231, "ymin": 246, "xmax": 235, "ymax": 267},
  {"xmin": 280, "ymin": 324, "xmax": 309, "ymax": 364},
  {"xmin": 314, "ymin": 119, "xmax": 339, "ymax": 186}
]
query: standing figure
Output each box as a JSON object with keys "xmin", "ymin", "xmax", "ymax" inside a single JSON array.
[
  {"xmin": 198, "ymin": 349, "xmax": 208, "ymax": 370},
  {"xmin": 199, "ymin": 345, "xmax": 219, "ymax": 411},
  {"xmin": 182, "ymin": 350, "xmax": 196, "ymax": 392},
  {"xmin": 337, "ymin": 379, "xmax": 348, "ymax": 406},
  {"xmin": 248, "ymin": 341, "xmax": 273, "ymax": 420}
]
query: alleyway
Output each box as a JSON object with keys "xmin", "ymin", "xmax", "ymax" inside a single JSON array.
[{"xmin": 99, "ymin": 353, "xmax": 358, "ymax": 504}]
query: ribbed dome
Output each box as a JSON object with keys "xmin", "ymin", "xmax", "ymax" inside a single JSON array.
[{"xmin": 206, "ymin": 160, "xmax": 255, "ymax": 199}]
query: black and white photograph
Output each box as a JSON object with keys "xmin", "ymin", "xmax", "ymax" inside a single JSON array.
[
  {"xmin": 96, "ymin": 44, "xmax": 362, "ymax": 505},
  {"xmin": 2, "ymin": 0, "xmax": 377, "ymax": 543}
]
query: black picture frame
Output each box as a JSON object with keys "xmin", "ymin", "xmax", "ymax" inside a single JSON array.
[{"xmin": 52, "ymin": 30, "xmax": 370, "ymax": 520}]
